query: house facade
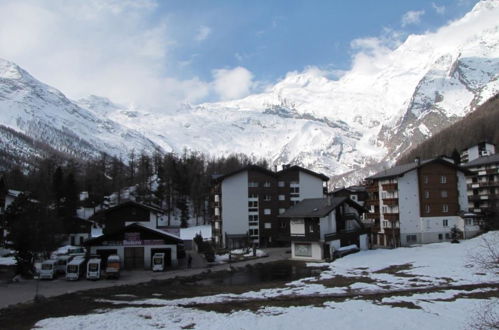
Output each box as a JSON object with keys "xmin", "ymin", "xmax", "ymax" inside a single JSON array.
[
  {"xmin": 365, "ymin": 158, "xmax": 477, "ymax": 247},
  {"xmin": 88, "ymin": 201, "xmax": 184, "ymax": 269},
  {"xmin": 279, "ymin": 197, "xmax": 368, "ymax": 261},
  {"xmin": 212, "ymin": 165, "xmax": 328, "ymax": 249},
  {"xmin": 461, "ymin": 145, "xmax": 499, "ymax": 229}
]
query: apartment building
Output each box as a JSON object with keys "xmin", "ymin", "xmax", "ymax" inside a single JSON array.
[
  {"xmin": 461, "ymin": 144, "xmax": 499, "ymax": 228},
  {"xmin": 365, "ymin": 158, "xmax": 476, "ymax": 247},
  {"xmin": 460, "ymin": 142, "xmax": 496, "ymax": 164},
  {"xmin": 212, "ymin": 165, "xmax": 328, "ymax": 249},
  {"xmin": 279, "ymin": 196, "xmax": 368, "ymax": 261}
]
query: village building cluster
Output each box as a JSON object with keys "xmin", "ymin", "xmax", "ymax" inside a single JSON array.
[{"xmin": 0, "ymin": 142, "xmax": 497, "ymax": 269}]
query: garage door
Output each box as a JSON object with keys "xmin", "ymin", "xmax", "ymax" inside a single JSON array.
[{"xmin": 124, "ymin": 247, "xmax": 144, "ymax": 269}]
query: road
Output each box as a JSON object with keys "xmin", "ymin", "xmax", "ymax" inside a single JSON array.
[{"xmin": 0, "ymin": 248, "xmax": 290, "ymax": 309}]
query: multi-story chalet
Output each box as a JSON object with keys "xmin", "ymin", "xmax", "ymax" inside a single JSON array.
[
  {"xmin": 87, "ymin": 200, "xmax": 184, "ymax": 269},
  {"xmin": 329, "ymin": 186, "xmax": 368, "ymax": 207},
  {"xmin": 460, "ymin": 142, "xmax": 496, "ymax": 164},
  {"xmin": 212, "ymin": 165, "xmax": 329, "ymax": 248},
  {"xmin": 279, "ymin": 196, "xmax": 368, "ymax": 261},
  {"xmin": 461, "ymin": 144, "xmax": 499, "ymax": 228},
  {"xmin": 365, "ymin": 157, "xmax": 477, "ymax": 247}
]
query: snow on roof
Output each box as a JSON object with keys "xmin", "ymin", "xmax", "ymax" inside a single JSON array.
[{"xmin": 180, "ymin": 225, "xmax": 212, "ymax": 240}]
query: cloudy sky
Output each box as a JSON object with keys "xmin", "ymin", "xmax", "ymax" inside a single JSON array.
[{"xmin": 0, "ymin": 0, "xmax": 479, "ymax": 110}]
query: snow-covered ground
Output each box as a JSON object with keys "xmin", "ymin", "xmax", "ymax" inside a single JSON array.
[
  {"xmin": 0, "ymin": 256, "xmax": 16, "ymax": 266},
  {"xmin": 179, "ymin": 225, "xmax": 212, "ymax": 241},
  {"xmin": 34, "ymin": 232, "xmax": 499, "ymax": 330}
]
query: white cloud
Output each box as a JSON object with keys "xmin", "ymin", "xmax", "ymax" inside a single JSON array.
[
  {"xmin": 212, "ymin": 67, "xmax": 254, "ymax": 100},
  {"xmin": 432, "ymin": 3, "xmax": 446, "ymax": 15},
  {"xmin": 0, "ymin": 0, "xmax": 210, "ymax": 110},
  {"xmin": 401, "ymin": 10, "xmax": 425, "ymax": 27},
  {"xmin": 195, "ymin": 25, "xmax": 212, "ymax": 41}
]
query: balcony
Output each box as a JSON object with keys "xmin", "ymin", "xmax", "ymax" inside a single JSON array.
[
  {"xmin": 366, "ymin": 185, "xmax": 379, "ymax": 193},
  {"xmin": 382, "ymin": 198, "xmax": 398, "ymax": 206},
  {"xmin": 366, "ymin": 212, "xmax": 380, "ymax": 220},
  {"xmin": 383, "ymin": 213, "xmax": 399, "ymax": 221},
  {"xmin": 366, "ymin": 199, "xmax": 379, "ymax": 206},
  {"xmin": 381, "ymin": 183, "xmax": 397, "ymax": 191}
]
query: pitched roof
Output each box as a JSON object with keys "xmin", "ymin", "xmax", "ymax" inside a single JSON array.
[
  {"xmin": 84, "ymin": 223, "xmax": 183, "ymax": 246},
  {"xmin": 213, "ymin": 165, "xmax": 276, "ymax": 183},
  {"xmin": 278, "ymin": 197, "xmax": 366, "ymax": 218},
  {"xmin": 90, "ymin": 200, "xmax": 164, "ymax": 220},
  {"xmin": 278, "ymin": 165, "xmax": 329, "ymax": 181},
  {"xmin": 462, "ymin": 153, "xmax": 499, "ymax": 167},
  {"xmin": 367, "ymin": 158, "xmax": 471, "ymax": 180},
  {"xmin": 214, "ymin": 164, "xmax": 329, "ymax": 183}
]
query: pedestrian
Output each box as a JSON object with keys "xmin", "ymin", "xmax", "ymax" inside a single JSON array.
[{"xmin": 187, "ymin": 254, "xmax": 192, "ymax": 268}]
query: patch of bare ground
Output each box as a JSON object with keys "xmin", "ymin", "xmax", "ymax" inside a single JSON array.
[
  {"xmin": 184, "ymin": 283, "xmax": 499, "ymax": 314},
  {"xmin": 315, "ymin": 275, "xmax": 377, "ymax": 288},
  {"xmin": 373, "ymin": 263, "xmax": 417, "ymax": 278}
]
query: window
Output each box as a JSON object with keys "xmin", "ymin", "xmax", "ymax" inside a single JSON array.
[
  {"xmin": 264, "ymin": 195, "xmax": 271, "ymax": 201},
  {"xmin": 440, "ymin": 176, "xmax": 447, "ymax": 184},
  {"xmin": 278, "ymin": 181, "xmax": 285, "ymax": 187},
  {"xmin": 264, "ymin": 209, "xmax": 271, "ymax": 215},
  {"xmin": 441, "ymin": 190, "xmax": 448, "ymax": 198},
  {"xmin": 280, "ymin": 221, "xmax": 287, "ymax": 228},
  {"xmin": 406, "ymin": 235, "xmax": 417, "ymax": 243},
  {"xmin": 465, "ymin": 219, "xmax": 473, "ymax": 225},
  {"xmin": 442, "ymin": 204, "xmax": 449, "ymax": 213},
  {"xmin": 294, "ymin": 243, "xmax": 312, "ymax": 257},
  {"xmin": 443, "ymin": 219, "xmax": 448, "ymax": 227},
  {"xmin": 278, "ymin": 195, "xmax": 285, "ymax": 201},
  {"xmin": 249, "ymin": 229, "xmax": 259, "ymax": 237},
  {"xmin": 309, "ymin": 224, "xmax": 314, "ymax": 233},
  {"xmin": 445, "ymin": 233, "xmax": 451, "ymax": 239},
  {"xmin": 264, "ymin": 222, "xmax": 271, "ymax": 229},
  {"xmin": 290, "ymin": 187, "xmax": 300, "ymax": 194},
  {"xmin": 425, "ymin": 205, "xmax": 431, "ymax": 213},
  {"xmin": 249, "ymin": 194, "xmax": 258, "ymax": 199},
  {"xmin": 438, "ymin": 234, "xmax": 443, "ymax": 240},
  {"xmin": 264, "ymin": 181, "xmax": 271, "ymax": 188},
  {"xmin": 424, "ymin": 176, "xmax": 429, "ymax": 184},
  {"xmin": 279, "ymin": 208, "xmax": 285, "ymax": 214},
  {"xmin": 248, "ymin": 201, "xmax": 258, "ymax": 208},
  {"xmin": 424, "ymin": 191, "xmax": 430, "ymax": 199},
  {"xmin": 350, "ymin": 195, "xmax": 357, "ymax": 201},
  {"xmin": 382, "ymin": 205, "xmax": 388, "ymax": 213},
  {"xmin": 248, "ymin": 182, "xmax": 259, "ymax": 188},
  {"xmin": 249, "ymin": 214, "xmax": 259, "ymax": 222}
]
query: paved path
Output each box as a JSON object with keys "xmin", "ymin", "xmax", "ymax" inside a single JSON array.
[{"xmin": 0, "ymin": 248, "xmax": 290, "ymax": 310}]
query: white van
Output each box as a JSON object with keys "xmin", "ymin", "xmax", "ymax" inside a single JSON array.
[
  {"xmin": 86, "ymin": 258, "xmax": 101, "ymax": 280},
  {"xmin": 56, "ymin": 255, "xmax": 74, "ymax": 274},
  {"xmin": 66, "ymin": 257, "xmax": 86, "ymax": 281},
  {"xmin": 39, "ymin": 259, "xmax": 57, "ymax": 280},
  {"xmin": 152, "ymin": 253, "xmax": 165, "ymax": 272}
]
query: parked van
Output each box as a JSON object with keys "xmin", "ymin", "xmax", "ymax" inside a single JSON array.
[
  {"xmin": 152, "ymin": 253, "xmax": 165, "ymax": 272},
  {"xmin": 86, "ymin": 257, "xmax": 101, "ymax": 280},
  {"xmin": 56, "ymin": 255, "xmax": 74, "ymax": 274},
  {"xmin": 105, "ymin": 255, "xmax": 121, "ymax": 279},
  {"xmin": 66, "ymin": 257, "xmax": 86, "ymax": 281},
  {"xmin": 39, "ymin": 259, "xmax": 57, "ymax": 280}
]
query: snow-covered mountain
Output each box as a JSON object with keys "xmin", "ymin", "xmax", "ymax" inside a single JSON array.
[
  {"xmin": 1, "ymin": 0, "xmax": 498, "ymax": 185},
  {"xmin": 0, "ymin": 58, "xmax": 159, "ymax": 166}
]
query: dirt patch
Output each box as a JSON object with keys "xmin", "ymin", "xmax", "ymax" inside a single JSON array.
[
  {"xmin": 379, "ymin": 301, "xmax": 423, "ymax": 310},
  {"xmin": 316, "ymin": 275, "xmax": 377, "ymax": 288}
]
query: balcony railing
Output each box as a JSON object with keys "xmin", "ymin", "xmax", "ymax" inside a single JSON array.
[
  {"xmin": 383, "ymin": 213, "xmax": 399, "ymax": 221},
  {"xmin": 366, "ymin": 199, "xmax": 379, "ymax": 206},
  {"xmin": 381, "ymin": 183, "xmax": 397, "ymax": 191},
  {"xmin": 366, "ymin": 185, "xmax": 378, "ymax": 192},
  {"xmin": 382, "ymin": 198, "xmax": 398, "ymax": 206}
]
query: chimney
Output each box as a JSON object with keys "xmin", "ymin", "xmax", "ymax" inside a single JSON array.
[{"xmin": 414, "ymin": 157, "xmax": 420, "ymax": 166}]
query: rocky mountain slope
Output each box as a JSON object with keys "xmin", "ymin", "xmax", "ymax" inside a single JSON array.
[{"xmin": 1, "ymin": 0, "xmax": 498, "ymax": 185}]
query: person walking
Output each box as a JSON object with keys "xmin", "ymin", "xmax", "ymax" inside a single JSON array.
[{"xmin": 187, "ymin": 254, "xmax": 192, "ymax": 268}]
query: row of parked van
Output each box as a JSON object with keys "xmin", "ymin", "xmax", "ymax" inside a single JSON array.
[{"xmin": 39, "ymin": 254, "xmax": 121, "ymax": 281}]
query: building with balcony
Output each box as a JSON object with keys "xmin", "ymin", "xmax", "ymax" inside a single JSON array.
[
  {"xmin": 461, "ymin": 146, "xmax": 499, "ymax": 229},
  {"xmin": 278, "ymin": 196, "xmax": 368, "ymax": 261},
  {"xmin": 460, "ymin": 142, "xmax": 496, "ymax": 164},
  {"xmin": 211, "ymin": 165, "xmax": 329, "ymax": 249},
  {"xmin": 365, "ymin": 157, "xmax": 475, "ymax": 247}
]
